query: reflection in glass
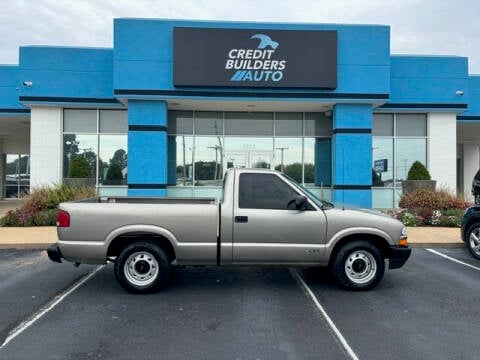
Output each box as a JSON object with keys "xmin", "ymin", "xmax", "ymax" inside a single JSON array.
[
  {"xmin": 224, "ymin": 137, "xmax": 273, "ymax": 171},
  {"xmin": 395, "ymin": 138, "xmax": 427, "ymax": 182},
  {"xmin": 225, "ymin": 112, "xmax": 273, "ymax": 136},
  {"xmin": 195, "ymin": 111, "xmax": 223, "ymax": 135},
  {"xmin": 303, "ymin": 138, "xmax": 316, "ymax": 184},
  {"xmin": 175, "ymin": 136, "xmax": 193, "ymax": 186},
  {"xmin": 4, "ymin": 154, "xmax": 30, "ymax": 198},
  {"xmin": 305, "ymin": 113, "xmax": 332, "ymax": 136},
  {"xmin": 274, "ymin": 138, "xmax": 302, "ymax": 182},
  {"xmin": 372, "ymin": 138, "xmax": 393, "ymax": 187},
  {"xmin": 194, "ymin": 137, "xmax": 224, "ymax": 186},
  {"xmin": 63, "ymin": 134, "xmax": 98, "ymax": 181},
  {"xmin": 99, "ymin": 135, "xmax": 128, "ymax": 185},
  {"xmin": 168, "ymin": 111, "xmax": 194, "ymax": 135}
]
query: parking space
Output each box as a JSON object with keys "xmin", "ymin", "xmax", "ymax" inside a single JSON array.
[{"xmin": 0, "ymin": 248, "xmax": 478, "ymax": 360}]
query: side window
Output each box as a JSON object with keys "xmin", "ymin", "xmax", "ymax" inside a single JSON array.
[{"xmin": 239, "ymin": 173, "xmax": 298, "ymax": 209}]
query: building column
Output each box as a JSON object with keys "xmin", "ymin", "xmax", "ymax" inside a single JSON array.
[
  {"xmin": 428, "ymin": 113, "xmax": 457, "ymax": 193},
  {"xmin": 127, "ymin": 100, "xmax": 168, "ymax": 196},
  {"xmin": 463, "ymin": 143, "xmax": 479, "ymax": 201},
  {"xmin": 332, "ymin": 104, "xmax": 372, "ymax": 207},
  {"xmin": 30, "ymin": 107, "xmax": 62, "ymax": 188}
]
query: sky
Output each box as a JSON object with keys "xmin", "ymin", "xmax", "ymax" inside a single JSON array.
[{"xmin": 1, "ymin": 0, "xmax": 479, "ymax": 73}]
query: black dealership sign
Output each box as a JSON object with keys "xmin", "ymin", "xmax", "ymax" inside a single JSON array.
[{"xmin": 173, "ymin": 27, "xmax": 337, "ymax": 89}]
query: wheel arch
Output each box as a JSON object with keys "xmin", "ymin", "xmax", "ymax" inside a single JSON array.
[
  {"xmin": 327, "ymin": 233, "xmax": 391, "ymax": 268},
  {"xmin": 105, "ymin": 225, "xmax": 178, "ymax": 263}
]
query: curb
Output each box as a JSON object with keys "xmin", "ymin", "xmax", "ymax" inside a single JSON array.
[
  {"xmin": 0, "ymin": 244, "xmax": 52, "ymax": 250},
  {"xmin": 409, "ymin": 243, "xmax": 465, "ymax": 249}
]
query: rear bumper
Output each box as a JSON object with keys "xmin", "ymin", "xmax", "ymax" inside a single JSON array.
[
  {"xmin": 388, "ymin": 246, "xmax": 412, "ymax": 269},
  {"xmin": 47, "ymin": 244, "xmax": 63, "ymax": 263}
]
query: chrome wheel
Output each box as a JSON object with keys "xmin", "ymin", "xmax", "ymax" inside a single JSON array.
[
  {"xmin": 124, "ymin": 251, "xmax": 159, "ymax": 287},
  {"xmin": 344, "ymin": 250, "xmax": 377, "ymax": 285},
  {"xmin": 469, "ymin": 227, "xmax": 480, "ymax": 257}
]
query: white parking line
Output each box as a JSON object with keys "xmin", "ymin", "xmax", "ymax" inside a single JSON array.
[
  {"xmin": 290, "ymin": 269, "xmax": 360, "ymax": 360},
  {"xmin": 426, "ymin": 249, "xmax": 480, "ymax": 272},
  {"xmin": 0, "ymin": 265, "xmax": 104, "ymax": 350}
]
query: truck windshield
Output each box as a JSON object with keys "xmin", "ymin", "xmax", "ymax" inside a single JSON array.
[{"xmin": 282, "ymin": 174, "xmax": 334, "ymax": 209}]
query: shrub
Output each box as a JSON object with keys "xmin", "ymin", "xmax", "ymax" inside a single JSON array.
[
  {"xmin": 407, "ymin": 161, "xmax": 431, "ymax": 180},
  {"xmin": 396, "ymin": 188, "xmax": 470, "ymax": 227},
  {"xmin": 69, "ymin": 156, "xmax": 91, "ymax": 178},
  {"xmin": 0, "ymin": 184, "xmax": 95, "ymax": 227},
  {"xmin": 399, "ymin": 188, "xmax": 469, "ymax": 211}
]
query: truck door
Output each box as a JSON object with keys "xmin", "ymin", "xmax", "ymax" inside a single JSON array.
[{"xmin": 232, "ymin": 172, "xmax": 327, "ymax": 264}]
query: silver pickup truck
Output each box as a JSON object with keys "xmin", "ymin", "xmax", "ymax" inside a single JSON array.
[{"xmin": 47, "ymin": 168, "xmax": 411, "ymax": 293}]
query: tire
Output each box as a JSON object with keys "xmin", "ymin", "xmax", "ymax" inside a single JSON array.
[
  {"xmin": 465, "ymin": 223, "xmax": 480, "ymax": 260},
  {"xmin": 114, "ymin": 241, "xmax": 171, "ymax": 294},
  {"xmin": 331, "ymin": 241, "xmax": 385, "ymax": 291}
]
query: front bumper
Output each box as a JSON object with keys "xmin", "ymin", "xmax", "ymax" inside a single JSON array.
[
  {"xmin": 47, "ymin": 244, "xmax": 63, "ymax": 263},
  {"xmin": 388, "ymin": 246, "xmax": 412, "ymax": 269}
]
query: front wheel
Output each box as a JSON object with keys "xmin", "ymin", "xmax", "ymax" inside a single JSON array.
[
  {"xmin": 466, "ymin": 223, "xmax": 480, "ymax": 260},
  {"xmin": 331, "ymin": 241, "xmax": 385, "ymax": 291},
  {"xmin": 114, "ymin": 242, "xmax": 171, "ymax": 294}
]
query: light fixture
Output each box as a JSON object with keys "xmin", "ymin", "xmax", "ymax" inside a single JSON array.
[
  {"xmin": 456, "ymin": 90, "xmax": 464, "ymax": 96},
  {"xmin": 22, "ymin": 80, "xmax": 33, "ymax": 87},
  {"xmin": 324, "ymin": 110, "xmax": 332, "ymax": 117},
  {"xmin": 246, "ymin": 104, "xmax": 255, "ymax": 107}
]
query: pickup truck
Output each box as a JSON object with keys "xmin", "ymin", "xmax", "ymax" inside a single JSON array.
[{"xmin": 47, "ymin": 168, "xmax": 411, "ymax": 293}]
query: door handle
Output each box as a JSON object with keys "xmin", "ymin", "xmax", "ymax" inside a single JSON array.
[{"xmin": 235, "ymin": 216, "xmax": 248, "ymax": 223}]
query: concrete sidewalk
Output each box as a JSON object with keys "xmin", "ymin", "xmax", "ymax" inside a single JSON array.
[{"xmin": 0, "ymin": 225, "xmax": 464, "ymax": 250}]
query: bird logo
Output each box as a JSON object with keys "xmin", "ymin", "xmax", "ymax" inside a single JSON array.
[{"xmin": 250, "ymin": 34, "xmax": 279, "ymax": 50}]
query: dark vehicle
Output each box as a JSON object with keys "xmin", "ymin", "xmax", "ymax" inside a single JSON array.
[
  {"xmin": 461, "ymin": 206, "xmax": 480, "ymax": 259},
  {"xmin": 472, "ymin": 169, "xmax": 480, "ymax": 204}
]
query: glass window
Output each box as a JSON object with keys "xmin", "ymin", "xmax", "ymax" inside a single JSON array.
[
  {"xmin": 194, "ymin": 137, "xmax": 224, "ymax": 186},
  {"xmin": 395, "ymin": 138, "xmax": 427, "ymax": 182},
  {"xmin": 303, "ymin": 138, "xmax": 315, "ymax": 185},
  {"xmin": 63, "ymin": 134, "xmax": 98, "ymax": 181},
  {"xmin": 239, "ymin": 173, "xmax": 298, "ymax": 210},
  {"xmin": 175, "ymin": 136, "xmax": 194, "ymax": 186},
  {"xmin": 373, "ymin": 113, "xmax": 394, "ymax": 136},
  {"xmin": 99, "ymin": 135, "xmax": 128, "ymax": 185},
  {"xmin": 225, "ymin": 112, "xmax": 274, "ymax": 136},
  {"xmin": 275, "ymin": 112, "xmax": 302, "ymax": 136},
  {"xmin": 274, "ymin": 138, "xmax": 303, "ymax": 183},
  {"xmin": 305, "ymin": 112, "xmax": 332, "ymax": 137},
  {"xmin": 396, "ymin": 114, "xmax": 427, "ymax": 136},
  {"xmin": 372, "ymin": 138, "xmax": 394, "ymax": 187},
  {"xmin": 195, "ymin": 111, "xmax": 223, "ymax": 135},
  {"xmin": 99, "ymin": 110, "xmax": 127, "ymax": 133},
  {"xmin": 168, "ymin": 111, "xmax": 193, "ymax": 135},
  {"xmin": 64, "ymin": 109, "xmax": 97, "ymax": 133}
]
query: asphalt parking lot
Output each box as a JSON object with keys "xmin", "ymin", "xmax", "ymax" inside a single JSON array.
[{"xmin": 0, "ymin": 247, "xmax": 478, "ymax": 360}]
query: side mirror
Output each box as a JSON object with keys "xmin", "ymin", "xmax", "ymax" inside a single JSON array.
[{"xmin": 287, "ymin": 195, "xmax": 308, "ymax": 211}]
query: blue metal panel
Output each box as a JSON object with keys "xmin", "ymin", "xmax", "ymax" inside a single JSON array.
[
  {"xmin": 333, "ymin": 190, "xmax": 372, "ymax": 207},
  {"xmin": 128, "ymin": 100, "xmax": 167, "ymax": 126},
  {"xmin": 389, "ymin": 56, "xmax": 468, "ymax": 105},
  {"xmin": 0, "ymin": 65, "xmax": 28, "ymax": 112},
  {"xmin": 18, "ymin": 46, "xmax": 114, "ymax": 100},
  {"xmin": 127, "ymin": 131, "xmax": 167, "ymax": 184},
  {"xmin": 333, "ymin": 133, "xmax": 372, "ymax": 185},
  {"xmin": 114, "ymin": 19, "xmax": 390, "ymax": 97},
  {"xmin": 332, "ymin": 104, "xmax": 372, "ymax": 207},
  {"xmin": 333, "ymin": 104, "xmax": 372, "ymax": 129},
  {"xmin": 461, "ymin": 76, "xmax": 480, "ymax": 117}
]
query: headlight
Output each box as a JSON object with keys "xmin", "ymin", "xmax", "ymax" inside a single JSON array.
[{"xmin": 401, "ymin": 227, "xmax": 407, "ymax": 237}]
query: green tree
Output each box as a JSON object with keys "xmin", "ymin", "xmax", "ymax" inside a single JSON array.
[
  {"xmin": 105, "ymin": 163, "xmax": 123, "ymax": 184},
  {"xmin": 69, "ymin": 156, "xmax": 92, "ymax": 178},
  {"xmin": 110, "ymin": 149, "xmax": 127, "ymax": 169}
]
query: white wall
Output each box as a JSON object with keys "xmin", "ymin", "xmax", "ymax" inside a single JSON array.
[
  {"xmin": 462, "ymin": 143, "xmax": 479, "ymax": 201},
  {"xmin": 30, "ymin": 107, "xmax": 62, "ymax": 188},
  {"xmin": 428, "ymin": 112, "xmax": 457, "ymax": 192}
]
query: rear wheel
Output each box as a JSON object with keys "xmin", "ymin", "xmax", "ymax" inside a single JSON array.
[
  {"xmin": 331, "ymin": 240, "xmax": 385, "ymax": 290},
  {"xmin": 466, "ymin": 223, "xmax": 480, "ymax": 260},
  {"xmin": 114, "ymin": 242, "xmax": 171, "ymax": 294}
]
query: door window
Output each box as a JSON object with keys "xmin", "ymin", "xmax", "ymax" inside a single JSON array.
[{"xmin": 238, "ymin": 173, "xmax": 298, "ymax": 210}]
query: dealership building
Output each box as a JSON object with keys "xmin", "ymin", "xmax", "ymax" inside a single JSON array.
[{"xmin": 1, "ymin": 18, "xmax": 480, "ymax": 208}]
